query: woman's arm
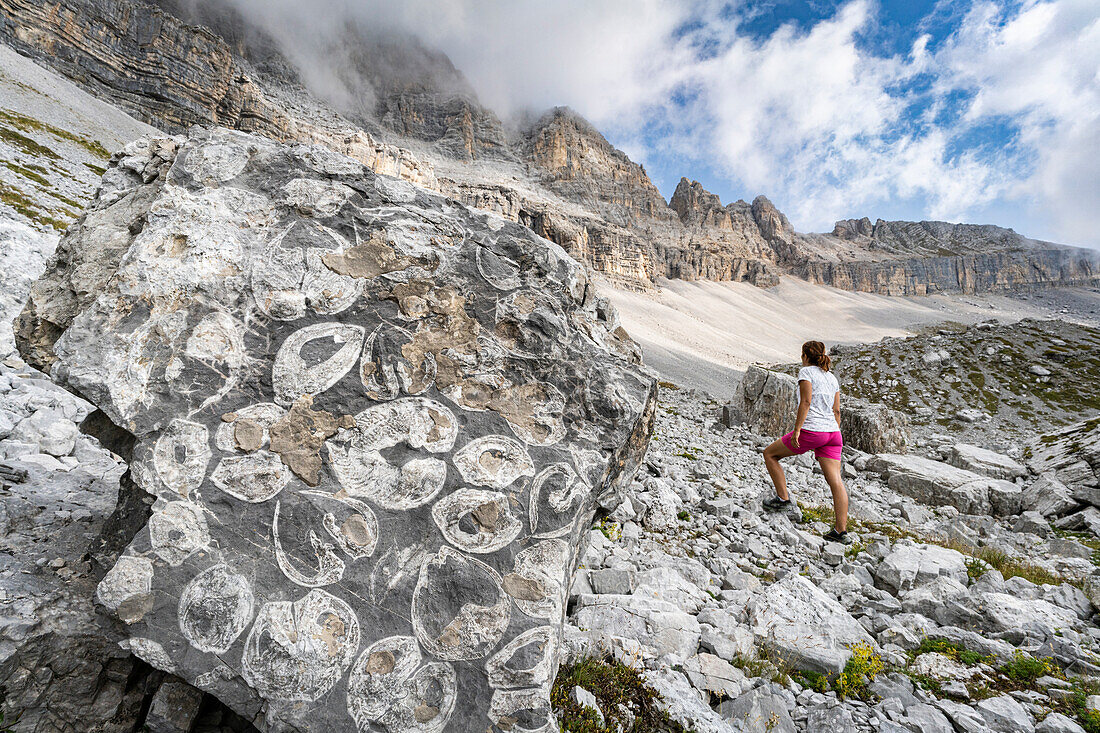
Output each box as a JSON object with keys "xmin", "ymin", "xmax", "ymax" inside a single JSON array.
[
  {"xmin": 793, "ymin": 380, "xmax": 812, "ymax": 446},
  {"xmin": 833, "ymin": 391, "xmax": 841, "ymax": 429}
]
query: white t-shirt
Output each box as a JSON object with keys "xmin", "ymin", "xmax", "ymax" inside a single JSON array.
[{"xmin": 798, "ymin": 366, "xmax": 841, "ymax": 432}]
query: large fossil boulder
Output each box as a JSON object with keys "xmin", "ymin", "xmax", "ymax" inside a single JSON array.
[{"xmin": 16, "ymin": 127, "xmax": 656, "ymax": 732}]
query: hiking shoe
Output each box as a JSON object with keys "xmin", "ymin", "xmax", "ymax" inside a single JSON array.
[
  {"xmin": 823, "ymin": 527, "xmax": 849, "ymax": 544},
  {"xmin": 763, "ymin": 495, "xmax": 792, "ymax": 512}
]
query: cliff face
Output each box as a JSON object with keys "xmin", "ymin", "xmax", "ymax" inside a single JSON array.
[
  {"xmin": 793, "ymin": 219, "xmax": 1100, "ymax": 295},
  {"xmin": 520, "ymin": 107, "xmax": 676, "ymax": 227},
  {"xmin": 792, "ymin": 241, "xmax": 1100, "ymax": 295},
  {"xmin": 2, "ymin": 0, "xmax": 1096, "ymax": 296},
  {"xmin": 0, "ymin": 0, "xmax": 435, "ymax": 186}
]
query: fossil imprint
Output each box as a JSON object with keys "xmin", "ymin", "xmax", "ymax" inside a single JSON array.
[{"xmin": 70, "ymin": 129, "xmax": 654, "ymax": 732}]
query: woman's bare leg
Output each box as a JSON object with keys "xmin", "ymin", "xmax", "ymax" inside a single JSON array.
[
  {"xmin": 763, "ymin": 439, "xmax": 797, "ymax": 500},
  {"xmin": 818, "ymin": 457, "xmax": 848, "ymax": 531}
]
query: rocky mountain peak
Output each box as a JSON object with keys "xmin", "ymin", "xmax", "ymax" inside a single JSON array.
[
  {"xmin": 520, "ymin": 106, "xmax": 675, "ymax": 225},
  {"xmin": 833, "ymin": 216, "xmax": 876, "ymax": 240},
  {"xmin": 669, "ymin": 177, "xmax": 731, "ymax": 228},
  {"xmin": 750, "ymin": 194, "xmax": 794, "ymax": 242}
]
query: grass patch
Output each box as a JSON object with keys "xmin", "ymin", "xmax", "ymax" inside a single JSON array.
[
  {"xmin": 944, "ymin": 539, "xmax": 1070, "ymax": 587},
  {"xmin": 854, "ymin": 519, "xmax": 1080, "ymax": 588},
  {"xmin": 3, "ymin": 160, "xmax": 49, "ymax": 186},
  {"xmin": 676, "ymin": 510, "xmax": 691, "ymax": 522},
  {"xmin": 0, "ymin": 124, "xmax": 59, "ymax": 159},
  {"xmin": 657, "ymin": 380, "xmax": 680, "ymax": 391},
  {"xmin": 552, "ymin": 656, "xmax": 693, "ymax": 733},
  {"xmin": 910, "ymin": 637, "xmax": 991, "ymax": 667},
  {"xmin": 0, "ymin": 109, "xmax": 110, "ymax": 159},
  {"xmin": 83, "ymin": 161, "xmax": 108, "ymax": 176},
  {"xmin": 0, "ymin": 181, "xmax": 69, "ymax": 230},
  {"xmin": 798, "ymin": 503, "xmax": 835, "ymax": 526}
]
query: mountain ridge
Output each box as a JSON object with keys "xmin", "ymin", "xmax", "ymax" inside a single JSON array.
[{"xmin": 1, "ymin": 0, "xmax": 1097, "ymax": 295}]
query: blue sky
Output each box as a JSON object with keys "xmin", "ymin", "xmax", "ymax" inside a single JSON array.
[
  {"xmin": 622, "ymin": 0, "xmax": 1059, "ymax": 237},
  {"xmin": 237, "ymin": 0, "xmax": 1100, "ymax": 246}
]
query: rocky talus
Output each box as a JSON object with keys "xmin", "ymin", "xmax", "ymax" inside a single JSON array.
[
  {"xmin": 828, "ymin": 318, "xmax": 1100, "ymax": 445},
  {"xmin": 14, "ymin": 127, "xmax": 655, "ymax": 731},
  {"xmin": 558, "ymin": 383, "xmax": 1100, "ymax": 733}
]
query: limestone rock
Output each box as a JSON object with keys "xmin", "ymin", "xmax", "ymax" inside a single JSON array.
[
  {"xmin": 839, "ymin": 397, "xmax": 910, "ymax": 454},
  {"xmin": 868, "ymin": 454, "xmax": 1022, "ymax": 516},
  {"xmin": 645, "ymin": 668, "xmax": 740, "ymax": 733},
  {"xmin": 793, "ymin": 220, "xmax": 1100, "ymax": 296},
  {"xmin": 10, "ymin": 407, "xmax": 79, "ymax": 456},
  {"xmin": 975, "ymin": 695, "xmax": 1035, "ymax": 732},
  {"xmin": 746, "ymin": 574, "xmax": 874, "ymax": 674},
  {"xmin": 731, "ymin": 366, "xmax": 798, "ymax": 437},
  {"xmin": 145, "ymin": 676, "xmax": 204, "ymax": 733},
  {"xmin": 1030, "ymin": 419, "xmax": 1100, "ymax": 490},
  {"xmin": 876, "ymin": 544, "xmax": 969, "ymax": 595},
  {"xmin": 946, "ymin": 443, "xmax": 1027, "ymax": 480},
  {"xmin": 1036, "ymin": 713, "xmax": 1087, "ymax": 733},
  {"xmin": 1021, "ymin": 474, "xmax": 1079, "ymax": 518},
  {"xmin": 717, "ymin": 687, "xmax": 795, "ymax": 733},
  {"xmin": 18, "ymin": 128, "xmax": 656, "ymax": 732}
]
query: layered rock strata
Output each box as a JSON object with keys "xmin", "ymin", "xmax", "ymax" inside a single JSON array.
[
  {"xmin": 17, "ymin": 128, "xmax": 656, "ymax": 732},
  {"xmin": 794, "ymin": 220, "xmax": 1100, "ymax": 295},
  {"xmin": 0, "ymin": 0, "xmax": 435, "ymax": 187}
]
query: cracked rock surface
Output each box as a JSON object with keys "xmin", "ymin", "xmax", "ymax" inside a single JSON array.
[{"xmin": 16, "ymin": 127, "xmax": 656, "ymax": 732}]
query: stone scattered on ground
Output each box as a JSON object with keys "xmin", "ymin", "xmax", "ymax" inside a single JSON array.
[{"xmin": 561, "ymin": 383, "xmax": 1100, "ymax": 733}]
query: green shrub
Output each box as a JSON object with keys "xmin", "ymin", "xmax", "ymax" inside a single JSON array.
[
  {"xmin": 911, "ymin": 637, "xmax": 991, "ymax": 667},
  {"xmin": 552, "ymin": 657, "xmax": 693, "ymax": 733},
  {"xmin": 793, "ymin": 670, "xmax": 828, "ymax": 693},
  {"xmin": 597, "ymin": 518, "xmax": 621, "ymax": 542},
  {"xmin": 999, "ymin": 651, "xmax": 1051, "ymax": 685},
  {"xmin": 835, "ymin": 643, "xmax": 884, "ymax": 700},
  {"xmin": 1070, "ymin": 686, "xmax": 1100, "ymax": 733}
]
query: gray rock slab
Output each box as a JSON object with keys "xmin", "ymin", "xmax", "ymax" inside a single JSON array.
[
  {"xmin": 717, "ymin": 687, "xmax": 795, "ymax": 733},
  {"xmin": 947, "ymin": 443, "xmax": 1027, "ymax": 480},
  {"xmin": 17, "ymin": 128, "xmax": 657, "ymax": 732},
  {"xmin": 868, "ymin": 454, "xmax": 1021, "ymax": 516},
  {"xmin": 746, "ymin": 573, "xmax": 874, "ymax": 675}
]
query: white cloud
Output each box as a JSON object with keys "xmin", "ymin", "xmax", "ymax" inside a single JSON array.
[
  {"xmin": 934, "ymin": 0, "xmax": 1100, "ymax": 243},
  {"xmin": 219, "ymin": 0, "xmax": 1100, "ymax": 246}
]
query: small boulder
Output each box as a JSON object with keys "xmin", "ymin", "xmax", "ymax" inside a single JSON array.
[
  {"xmin": 1021, "ymin": 474, "xmax": 1078, "ymax": 518},
  {"xmin": 144, "ymin": 677, "xmax": 203, "ymax": 733},
  {"xmin": 10, "ymin": 409, "xmax": 78, "ymax": 457},
  {"xmin": 1036, "ymin": 712, "xmax": 1087, "ymax": 733},
  {"xmin": 718, "ymin": 688, "xmax": 795, "ymax": 733},
  {"xmin": 876, "ymin": 544, "xmax": 969, "ymax": 595},
  {"xmin": 976, "ymin": 695, "xmax": 1035, "ymax": 733},
  {"xmin": 840, "ymin": 397, "xmax": 910, "ymax": 454},
  {"xmin": 946, "ymin": 443, "xmax": 1027, "ymax": 480}
]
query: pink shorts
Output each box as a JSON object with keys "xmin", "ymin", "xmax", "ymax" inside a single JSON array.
[{"xmin": 781, "ymin": 429, "xmax": 843, "ymax": 461}]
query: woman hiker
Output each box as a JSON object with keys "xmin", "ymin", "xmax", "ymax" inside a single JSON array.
[{"xmin": 761, "ymin": 340, "xmax": 849, "ymax": 543}]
